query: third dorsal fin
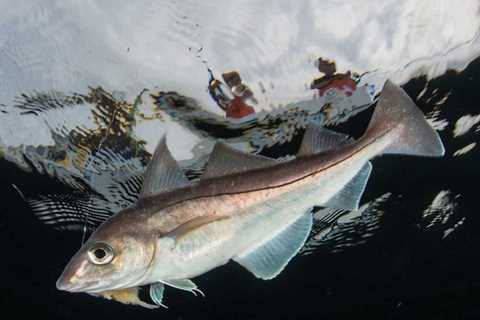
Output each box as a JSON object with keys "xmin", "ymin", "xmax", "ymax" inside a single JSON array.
[
  {"xmin": 298, "ymin": 124, "xmax": 352, "ymax": 156},
  {"xmin": 202, "ymin": 141, "xmax": 277, "ymax": 179}
]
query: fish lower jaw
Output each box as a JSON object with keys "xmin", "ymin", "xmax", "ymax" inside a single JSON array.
[
  {"xmin": 58, "ymin": 281, "xmax": 100, "ymax": 293},
  {"xmin": 70, "ymin": 275, "xmax": 147, "ymax": 294},
  {"xmin": 84, "ymin": 282, "xmax": 136, "ymax": 294}
]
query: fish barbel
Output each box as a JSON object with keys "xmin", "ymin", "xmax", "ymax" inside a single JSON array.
[{"xmin": 56, "ymin": 80, "xmax": 444, "ymax": 308}]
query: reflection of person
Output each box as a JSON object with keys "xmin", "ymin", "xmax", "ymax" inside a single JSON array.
[
  {"xmin": 207, "ymin": 69, "xmax": 256, "ymax": 121},
  {"xmin": 316, "ymin": 57, "xmax": 337, "ymax": 76},
  {"xmin": 207, "ymin": 69, "xmax": 231, "ymax": 111},
  {"xmin": 311, "ymin": 57, "xmax": 357, "ymax": 97}
]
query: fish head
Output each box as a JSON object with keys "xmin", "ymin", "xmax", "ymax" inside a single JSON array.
[{"xmin": 56, "ymin": 210, "xmax": 156, "ymax": 293}]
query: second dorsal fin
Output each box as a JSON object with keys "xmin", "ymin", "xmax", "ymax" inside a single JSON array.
[
  {"xmin": 202, "ymin": 141, "xmax": 277, "ymax": 179},
  {"xmin": 298, "ymin": 124, "xmax": 352, "ymax": 156},
  {"xmin": 140, "ymin": 136, "xmax": 189, "ymax": 199}
]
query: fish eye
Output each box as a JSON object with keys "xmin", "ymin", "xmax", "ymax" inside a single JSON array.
[{"xmin": 87, "ymin": 243, "xmax": 114, "ymax": 265}]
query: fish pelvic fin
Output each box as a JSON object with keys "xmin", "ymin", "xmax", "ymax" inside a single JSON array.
[
  {"xmin": 162, "ymin": 279, "xmax": 205, "ymax": 297},
  {"xmin": 363, "ymin": 80, "xmax": 445, "ymax": 157},
  {"xmin": 150, "ymin": 283, "xmax": 168, "ymax": 308}
]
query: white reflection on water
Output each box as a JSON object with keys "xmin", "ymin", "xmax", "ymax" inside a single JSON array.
[{"xmin": 1, "ymin": 0, "xmax": 479, "ymax": 107}]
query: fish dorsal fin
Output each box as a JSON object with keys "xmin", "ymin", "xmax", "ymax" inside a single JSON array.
[
  {"xmin": 322, "ymin": 161, "xmax": 372, "ymax": 211},
  {"xmin": 298, "ymin": 124, "xmax": 352, "ymax": 156},
  {"xmin": 202, "ymin": 141, "xmax": 277, "ymax": 179},
  {"xmin": 233, "ymin": 212, "xmax": 313, "ymax": 280},
  {"xmin": 140, "ymin": 137, "xmax": 189, "ymax": 199},
  {"xmin": 161, "ymin": 279, "xmax": 204, "ymax": 297},
  {"xmin": 149, "ymin": 283, "xmax": 167, "ymax": 308}
]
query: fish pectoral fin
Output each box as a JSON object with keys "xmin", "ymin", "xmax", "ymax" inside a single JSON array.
[
  {"xmin": 165, "ymin": 215, "xmax": 229, "ymax": 241},
  {"xmin": 140, "ymin": 136, "xmax": 190, "ymax": 199},
  {"xmin": 201, "ymin": 141, "xmax": 277, "ymax": 180},
  {"xmin": 162, "ymin": 279, "xmax": 205, "ymax": 297},
  {"xmin": 149, "ymin": 283, "xmax": 168, "ymax": 308},
  {"xmin": 298, "ymin": 124, "xmax": 352, "ymax": 156},
  {"xmin": 322, "ymin": 161, "xmax": 372, "ymax": 211},
  {"xmin": 233, "ymin": 212, "xmax": 313, "ymax": 280}
]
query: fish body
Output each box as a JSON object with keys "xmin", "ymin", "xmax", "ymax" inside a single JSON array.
[
  {"xmin": 56, "ymin": 80, "xmax": 444, "ymax": 307},
  {"xmin": 141, "ymin": 140, "xmax": 375, "ymax": 281}
]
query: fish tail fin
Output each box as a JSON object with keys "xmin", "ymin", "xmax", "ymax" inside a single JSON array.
[{"xmin": 363, "ymin": 80, "xmax": 445, "ymax": 157}]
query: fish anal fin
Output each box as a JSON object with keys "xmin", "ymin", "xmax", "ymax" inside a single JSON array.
[
  {"xmin": 323, "ymin": 161, "xmax": 372, "ymax": 211},
  {"xmin": 298, "ymin": 124, "xmax": 352, "ymax": 156},
  {"xmin": 202, "ymin": 141, "xmax": 276, "ymax": 179},
  {"xmin": 233, "ymin": 212, "xmax": 313, "ymax": 280},
  {"xmin": 140, "ymin": 136, "xmax": 189, "ymax": 199}
]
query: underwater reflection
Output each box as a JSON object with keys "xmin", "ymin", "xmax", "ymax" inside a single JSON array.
[{"xmin": 2, "ymin": 57, "xmax": 375, "ymax": 231}]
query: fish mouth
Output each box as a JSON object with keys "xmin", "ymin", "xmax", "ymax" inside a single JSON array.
[
  {"xmin": 56, "ymin": 274, "xmax": 103, "ymax": 293},
  {"xmin": 56, "ymin": 278, "xmax": 97, "ymax": 292},
  {"xmin": 56, "ymin": 266, "xmax": 107, "ymax": 293},
  {"xmin": 56, "ymin": 277, "xmax": 125, "ymax": 293},
  {"xmin": 56, "ymin": 272, "xmax": 145, "ymax": 293}
]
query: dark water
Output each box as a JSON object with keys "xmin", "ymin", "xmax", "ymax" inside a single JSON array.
[{"xmin": 1, "ymin": 2, "xmax": 480, "ymax": 318}]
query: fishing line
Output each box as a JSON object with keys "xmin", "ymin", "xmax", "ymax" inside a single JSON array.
[
  {"xmin": 11, "ymin": 184, "xmax": 27, "ymax": 202},
  {"xmin": 80, "ymin": 104, "xmax": 119, "ymax": 246}
]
